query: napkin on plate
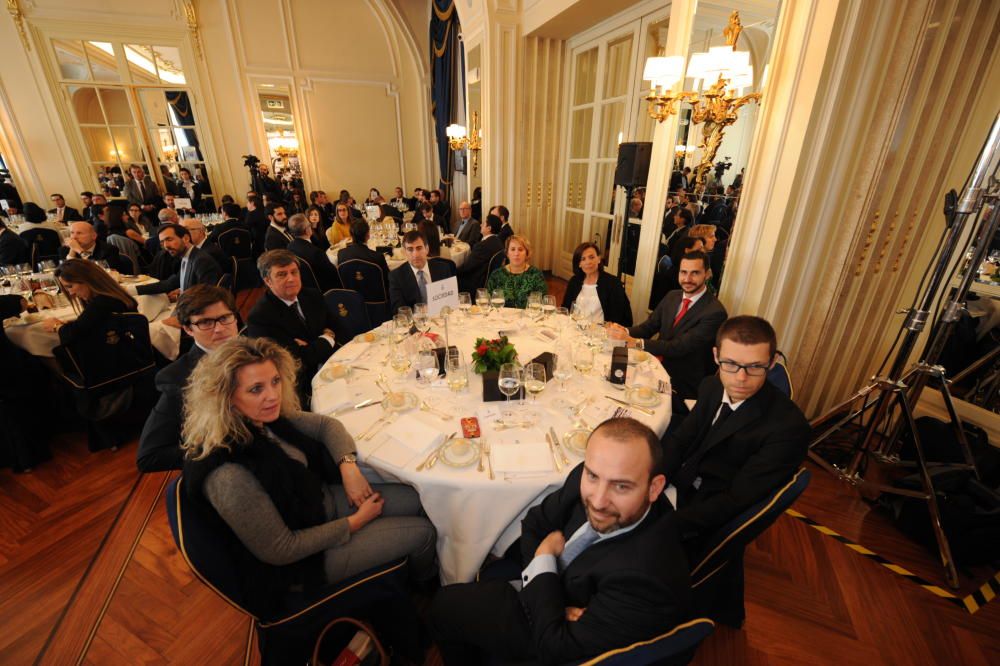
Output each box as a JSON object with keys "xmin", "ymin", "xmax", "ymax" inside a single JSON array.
[
  {"xmin": 490, "ymin": 443, "xmax": 553, "ymax": 473},
  {"xmin": 312, "ymin": 380, "xmax": 353, "ymax": 414},
  {"xmin": 367, "ymin": 433, "xmax": 420, "ymax": 469},
  {"xmin": 383, "ymin": 418, "xmax": 444, "ymax": 455}
]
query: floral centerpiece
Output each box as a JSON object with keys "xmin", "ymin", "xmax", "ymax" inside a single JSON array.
[{"xmin": 471, "ymin": 336, "xmax": 517, "ymax": 374}]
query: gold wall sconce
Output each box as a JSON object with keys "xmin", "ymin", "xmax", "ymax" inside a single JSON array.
[{"xmin": 446, "ymin": 111, "xmax": 483, "ymax": 176}]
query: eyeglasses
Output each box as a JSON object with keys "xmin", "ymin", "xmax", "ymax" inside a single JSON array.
[
  {"xmin": 718, "ymin": 359, "xmax": 770, "ymax": 377},
  {"xmin": 188, "ymin": 313, "xmax": 237, "ymax": 330}
]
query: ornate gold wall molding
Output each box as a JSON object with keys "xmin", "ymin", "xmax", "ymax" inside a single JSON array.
[
  {"xmin": 180, "ymin": 0, "xmax": 204, "ymax": 59},
  {"xmin": 6, "ymin": 0, "xmax": 30, "ymax": 51}
]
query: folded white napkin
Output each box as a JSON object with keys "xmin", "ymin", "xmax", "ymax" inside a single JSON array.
[
  {"xmin": 490, "ymin": 443, "xmax": 553, "ymax": 473},
  {"xmin": 367, "ymin": 434, "xmax": 421, "ymax": 469},
  {"xmin": 336, "ymin": 342, "xmax": 370, "ymax": 362},
  {"xmin": 383, "ymin": 418, "xmax": 444, "ymax": 455},
  {"xmin": 312, "ymin": 379, "xmax": 353, "ymax": 414}
]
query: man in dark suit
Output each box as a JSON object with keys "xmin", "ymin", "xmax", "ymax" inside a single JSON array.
[
  {"xmin": 457, "ymin": 214, "xmax": 504, "ymax": 293},
  {"xmin": 180, "ymin": 217, "xmax": 227, "ymax": 272},
  {"xmin": 47, "ymin": 193, "xmax": 82, "ymax": 222},
  {"xmin": 490, "ymin": 204, "xmax": 513, "ymax": 243},
  {"xmin": 287, "ymin": 213, "xmax": 340, "ymax": 292},
  {"xmin": 430, "ymin": 418, "xmax": 691, "ymax": 665},
  {"xmin": 136, "ymin": 285, "xmax": 239, "ymax": 472},
  {"xmin": 59, "ymin": 221, "xmax": 124, "ymax": 269},
  {"xmin": 245, "ymin": 193, "xmax": 270, "ymax": 257},
  {"xmin": 207, "ymin": 202, "xmax": 247, "ymax": 244},
  {"xmin": 122, "ymin": 164, "xmax": 160, "ymax": 213},
  {"xmin": 0, "ymin": 220, "xmax": 29, "ymax": 265},
  {"xmin": 416, "ymin": 202, "xmax": 448, "ymax": 239},
  {"xmin": 337, "ymin": 219, "xmax": 390, "ymax": 294},
  {"xmin": 661, "ymin": 315, "xmax": 811, "ymax": 544},
  {"xmin": 610, "ymin": 252, "xmax": 727, "ymax": 403},
  {"xmin": 246, "ymin": 249, "xmax": 337, "ymax": 403},
  {"xmin": 79, "ymin": 191, "xmax": 96, "ymax": 221},
  {"xmin": 264, "ymin": 202, "xmax": 293, "ymax": 251},
  {"xmin": 388, "ymin": 230, "xmax": 452, "ymax": 313},
  {"xmin": 429, "ymin": 188, "xmax": 450, "ymax": 228},
  {"xmin": 134, "ymin": 223, "xmax": 222, "ymax": 297},
  {"xmin": 452, "ymin": 200, "xmax": 481, "ymax": 245}
]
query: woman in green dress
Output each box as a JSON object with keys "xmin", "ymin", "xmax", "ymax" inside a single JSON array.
[{"xmin": 486, "ymin": 234, "xmax": 547, "ymax": 308}]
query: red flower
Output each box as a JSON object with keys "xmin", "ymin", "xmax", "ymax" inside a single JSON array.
[{"xmin": 476, "ymin": 344, "xmax": 488, "ymax": 356}]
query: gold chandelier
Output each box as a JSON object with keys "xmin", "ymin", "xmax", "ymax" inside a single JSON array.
[{"xmin": 643, "ymin": 11, "xmax": 761, "ymax": 194}]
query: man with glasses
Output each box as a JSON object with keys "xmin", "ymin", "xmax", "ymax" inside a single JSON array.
[
  {"xmin": 661, "ymin": 315, "xmax": 811, "ymax": 545},
  {"xmin": 136, "ymin": 285, "xmax": 240, "ymax": 471},
  {"xmin": 453, "ymin": 200, "xmax": 481, "ymax": 246}
]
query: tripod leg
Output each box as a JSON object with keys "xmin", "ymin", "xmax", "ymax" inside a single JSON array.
[
  {"xmin": 935, "ymin": 374, "xmax": 980, "ymax": 479},
  {"xmin": 897, "ymin": 391, "xmax": 960, "ymax": 589}
]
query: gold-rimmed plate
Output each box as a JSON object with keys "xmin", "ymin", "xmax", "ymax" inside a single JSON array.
[
  {"xmin": 563, "ymin": 429, "xmax": 590, "ymax": 456},
  {"xmin": 381, "ymin": 391, "xmax": 419, "ymax": 413},
  {"xmin": 625, "ymin": 386, "xmax": 662, "ymax": 408},
  {"xmin": 437, "ymin": 437, "xmax": 480, "ymax": 467}
]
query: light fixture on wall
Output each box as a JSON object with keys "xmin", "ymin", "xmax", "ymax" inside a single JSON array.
[
  {"xmin": 162, "ymin": 144, "xmax": 179, "ymax": 162},
  {"xmin": 446, "ymin": 111, "xmax": 483, "ymax": 176},
  {"xmin": 643, "ymin": 10, "xmax": 761, "ymax": 193}
]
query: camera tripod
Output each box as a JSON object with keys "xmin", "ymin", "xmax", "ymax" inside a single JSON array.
[{"xmin": 808, "ymin": 113, "xmax": 1000, "ymax": 589}]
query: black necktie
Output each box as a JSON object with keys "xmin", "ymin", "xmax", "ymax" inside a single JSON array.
[
  {"xmin": 289, "ymin": 301, "xmax": 305, "ymax": 324},
  {"xmin": 674, "ymin": 403, "xmax": 734, "ymax": 491}
]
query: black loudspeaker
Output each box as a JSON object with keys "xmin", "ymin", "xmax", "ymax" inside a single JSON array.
[{"xmin": 614, "ymin": 142, "xmax": 653, "ymax": 187}]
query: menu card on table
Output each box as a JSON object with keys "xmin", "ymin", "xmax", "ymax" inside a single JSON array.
[{"xmin": 426, "ymin": 276, "xmax": 459, "ymax": 315}]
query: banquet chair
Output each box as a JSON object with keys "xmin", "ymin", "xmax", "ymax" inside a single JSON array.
[
  {"xmin": 216, "ymin": 272, "xmax": 233, "ymax": 293},
  {"xmin": 53, "ymin": 312, "xmax": 156, "ymax": 451},
  {"xmin": 689, "ymin": 468, "xmax": 811, "ymax": 627},
  {"xmin": 324, "ymin": 289, "xmax": 372, "ymax": 342},
  {"xmin": 297, "ymin": 257, "xmax": 321, "ymax": 292},
  {"xmin": 484, "ymin": 250, "xmax": 506, "ymax": 287},
  {"xmin": 477, "ymin": 558, "xmax": 714, "ymax": 665},
  {"xmin": 165, "ymin": 476, "xmax": 411, "ymax": 665},
  {"xmin": 429, "ymin": 256, "xmax": 457, "ymax": 278},
  {"xmin": 337, "ymin": 259, "xmax": 389, "ymax": 325},
  {"xmin": 218, "ymin": 228, "xmax": 260, "ymax": 291},
  {"xmin": 19, "ymin": 227, "xmax": 61, "ymax": 265},
  {"xmin": 766, "ymin": 350, "xmax": 793, "ymax": 399}
]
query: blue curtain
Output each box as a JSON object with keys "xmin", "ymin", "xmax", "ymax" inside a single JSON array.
[{"xmin": 430, "ymin": 0, "xmax": 459, "ymax": 199}]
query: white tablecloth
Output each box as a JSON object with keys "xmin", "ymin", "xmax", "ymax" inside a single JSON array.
[
  {"xmin": 326, "ymin": 240, "xmax": 470, "ymax": 273},
  {"xmin": 310, "ymin": 308, "xmax": 671, "ymax": 583},
  {"xmin": 5, "ymin": 289, "xmax": 181, "ymax": 360}
]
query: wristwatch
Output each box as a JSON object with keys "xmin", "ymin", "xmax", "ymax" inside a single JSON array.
[{"xmin": 338, "ymin": 453, "xmax": 358, "ymax": 465}]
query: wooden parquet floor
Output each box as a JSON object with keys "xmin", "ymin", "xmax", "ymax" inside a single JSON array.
[{"xmin": 1, "ymin": 277, "xmax": 997, "ymax": 664}]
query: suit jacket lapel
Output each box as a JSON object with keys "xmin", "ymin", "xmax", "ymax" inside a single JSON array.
[
  {"xmin": 671, "ymin": 293, "xmax": 712, "ymax": 336},
  {"xmin": 694, "ymin": 384, "xmax": 769, "ymax": 460}
]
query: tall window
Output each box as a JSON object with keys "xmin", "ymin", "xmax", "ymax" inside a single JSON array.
[{"xmin": 52, "ymin": 40, "xmax": 212, "ymax": 202}]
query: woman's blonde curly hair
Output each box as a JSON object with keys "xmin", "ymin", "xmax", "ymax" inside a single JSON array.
[{"xmin": 181, "ymin": 337, "xmax": 301, "ymax": 461}]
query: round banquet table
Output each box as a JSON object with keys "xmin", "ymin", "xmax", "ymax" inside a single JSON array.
[
  {"xmin": 310, "ymin": 307, "xmax": 671, "ymax": 583},
  {"xmin": 4, "ymin": 278, "xmax": 181, "ymax": 360},
  {"xmin": 326, "ymin": 240, "xmax": 470, "ymax": 273}
]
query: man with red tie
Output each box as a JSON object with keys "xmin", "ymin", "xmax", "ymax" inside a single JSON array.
[{"xmin": 608, "ymin": 251, "xmax": 727, "ymax": 416}]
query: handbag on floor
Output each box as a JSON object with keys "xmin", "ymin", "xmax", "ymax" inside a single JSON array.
[{"xmin": 311, "ymin": 617, "xmax": 388, "ymax": 666}]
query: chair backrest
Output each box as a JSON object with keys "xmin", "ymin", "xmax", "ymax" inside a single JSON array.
[
  {"xmin": 576, "ymin": 618, "xmax": 715, "ymax": 665},
  {"xmin": 690, "ymin": 468, "xmax": 811, "ymax": 587},
  {"xmin": 766, "ymin": 350, "xmax": 793, "ymax": 399},
  {"xmin": 53, "ymin": 312, "xmax": 156, "ymax": 393},
  {"xmin": 337, "ymin": 259, "xmax": 389, "ymax": 325},
  {"xmin": 165, "ymin": 476, "xmax": 253, "ymax": 617},
  {"xmin": 296, "ymin": 257, "xmax": 321, "ymax": 292},
  {"xmin": 20, "ymin": 228, "xmax": 61, "ymax": 264},
  {"xmin": 484, "ymin": 250, "xmax": 506, "ymax": 287},
  {"xmin": 232, "ymin": 256, "xmax": 261, "ymax": 292},
  {"xmin": 428, "ymin": 256, "xmax": 457, "ymax": 278},
  {"xmin": 324, "ymin": 289, "xmax": 372, "ymax": 342},
  {"xmin": 216, "ymin": 272, "xmax": 234, "ymax": 292},
  {"xmin": 217, "ymin": 228, "xmax": 253, "ymax": 260}
]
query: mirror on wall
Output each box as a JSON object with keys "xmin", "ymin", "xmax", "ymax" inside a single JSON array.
[
  {"xmin": 466, "ymin": 45, "xmax": 483, "ymax": 221},
  {"xmin": 257, "ymin": 83, "xmax": 304, "ymax": 194}
]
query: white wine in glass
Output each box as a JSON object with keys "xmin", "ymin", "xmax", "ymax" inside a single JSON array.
[
  {"xmin": 573, "ymin": 345, "xmax": 594, "ymax": 375},
  {"xmin": 523, "ymin": 362, "xmax": 546, "ymax": 403}
]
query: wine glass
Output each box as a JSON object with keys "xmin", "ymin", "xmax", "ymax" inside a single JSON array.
[
  {"xmin": 497, "ymin": 362, "xmax": 522, "ymax": 420},
  {"xmin": 413, "ymin": 303, "xmax": 431, "ymax": 334},
  {"xmin": 475, "ymin": 288, "xmax": 490, "ymax": 314},
  {"xmin": 416, "ymin": 349, "xmax": 439, "ymax": 385},
  {"xmin": 389, "ymin": 346, "xmax": 412, "ymax": 382},
  {"xmin": 457, "ymin": 292, "xmax": 472, "ymax": 320},
  {"xmin": 552, "ymin": 352, "xmax": 572, "ymax": 392},
  {"xmin": 490, "ymin": 288, "xmax": 506, "ymax": 313},
  {"xmin": 523, "ymin": 362, "xmax": 546, "ymax": 405},
  {"xmin": 15, "ymin": 263, "xmax": 31, "ymax": 279},
  {"xmin": 573, "ymin": 343, "xmax": 594, "ymax": 377},
  {"xmin": 571, "ymin": 302, "xmax": 588, "ymax": 332},
  {"xmin": 37, "ymin": 260, "xmax": 57, "ymax": 274},
  {"xmin": 446, "ymin": 350, "xmax": 468, "ymax": 393},
  {"xmin": 526, "ymin": 291, "xmax": 542, "ymax": 316},
  {"xmin": 393, "ymin": 314, "xmax": 411, "ymax": 343},
  {"xmin": 541, "ymin": 295, "xmax": 556, "ymax": 320}
]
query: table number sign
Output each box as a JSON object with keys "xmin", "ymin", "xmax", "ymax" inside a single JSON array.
[{"xmin": 426, "ymin": 276, "xmax": 459, "ymax": 315}]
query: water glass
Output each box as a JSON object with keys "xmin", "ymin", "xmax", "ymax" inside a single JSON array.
[
  {"xmin": 497, "ymin": 362, "xmax": 522, "ymax": 419},
  {"xmin": 476, "ymin": 288, "xmax": 490, "ymax": 313},
  {"xmin": 446, "ymin": 350, "xmax": 468, "ymax": 393},
  {"xmin": 413, "ymin": 302, "xmax": 430, "ymax": 334},
  {"xmin": 552, "ymin": 352, "xmax": 572, "ymax": 392},
  {"xmin": 458, "ymin": 292, "xmax": 472, "ymax": 319},
  {"xmin": 490, "ymin": 289, "xmax": 506, "ymax": 312},
  {"xmin": 526, "ymin": 291, "xmax": 542, "ymax": 316},
  {"xmin": 541, "ymin": 295, "xmax": 557, "ymax": 319},
  {"xmin": 416, "ymin": 350, "xmax": 439, "ymax": 385}
]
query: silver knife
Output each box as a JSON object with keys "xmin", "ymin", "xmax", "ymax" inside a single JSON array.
[
  {"xmin": 549, "ymin": 427, "xmax": 570, "ymax": 465},
  {"xmin": 545, "ymin": 432, "xmax": 563, "ymax": 472},
  {"xmin": 605, "ymin": 395, "xmax": 655, "ymax": 416}
]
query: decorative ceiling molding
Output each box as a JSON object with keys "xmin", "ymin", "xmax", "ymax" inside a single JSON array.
[
  {"xmin": 6, "ymin": 0, "xmax": 31, "ymax": 51},
  {"xmin": 179, "ymin": 0, "xmax": 203, "ymax": 59}
]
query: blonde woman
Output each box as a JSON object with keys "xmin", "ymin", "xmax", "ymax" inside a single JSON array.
[
  {"xmin": 42, "ymin": 259, "xmax": 138, "ymax": 344},
  {"xmin": 325, "ymin": 202, "xmax": 353, "ymax": 246},
  {"xmin": 181, "ymin": 337, "xmax": 436, "ymax": 612},
  {"xmin": 485, "ymin": 234, "xmax": 547, "ymax": 308}
]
